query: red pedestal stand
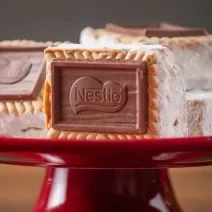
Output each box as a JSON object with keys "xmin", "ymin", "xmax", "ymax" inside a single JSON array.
[
  {"xmin": 0, "ymin": 137, "xmax": 212, "ymax": 212},
  {"xmin": 33, "ymin": 168, "xmax": 181, "ymax": 212}
]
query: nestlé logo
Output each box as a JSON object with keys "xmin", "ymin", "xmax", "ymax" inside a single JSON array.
[
  {"xmin": 69, "ymin": 76, "xmax": 127, "ymax": 114},
  {"xmin": 0, "ymin": 58, "xmax": 32, "ymax": 84}
]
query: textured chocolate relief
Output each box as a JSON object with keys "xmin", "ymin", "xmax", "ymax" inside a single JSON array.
[
  {"xmin": 0, "ymin": 58, "xmax": 31, "ymax": 84},
  {"xmin": 0, "ymin": 47, "xmax": 46, "ymax": 100},
  {"xmin": 69, "ymin": 76, "xmax": 127, "ymax": 114},
  {"xmin": 51, "ymin": 60, "xmax": 148, "ymax": 134}
]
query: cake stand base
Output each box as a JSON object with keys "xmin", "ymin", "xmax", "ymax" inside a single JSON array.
[
  {"xmin": 1, "ymin": 136, "xmax": 209, "ymax": 212},
  {"xmin": 33, "ymin": 168, "xmax": 182, "ymax": 212}
]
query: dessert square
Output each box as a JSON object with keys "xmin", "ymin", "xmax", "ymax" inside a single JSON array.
[
  {"xmin": 44, "ymin": 44, "xmax": 187, "ymax": 140},
  {"xmin": 80, "ymin": 24, "xmax": 212, "ymax": 137},
  {"xmin": 0, "ymin": 40, "xmax": 60, "ymax": 137},
  {"xmin": 80, "ymin": 23, "xmax": 212, "ymax": 91}
]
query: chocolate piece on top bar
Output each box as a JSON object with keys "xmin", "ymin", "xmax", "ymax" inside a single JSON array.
[
  {"xmin": 0, "ymin": 46, "xmax": 46, "ymax": 101},
  {"xmin": 105, "ymin": 22, "xmax": 208, "ymax": 37},
  {"xmin": 50, "ymin": 59, "xmax": 148, "ymax": 134},
  {"xmin": 105, "ymin": 22, "xmax": 185, "ymax": 31}
]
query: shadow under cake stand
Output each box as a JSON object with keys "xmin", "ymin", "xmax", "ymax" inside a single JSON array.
[{"xmin": 0, "ymin": 136, "xmax": 212, "ymax": 212}]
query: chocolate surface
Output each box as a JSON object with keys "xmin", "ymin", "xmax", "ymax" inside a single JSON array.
[
  {"xmin": 105, "ymin": 22, "xmax": 184, "ymax": 30},
  {"xmin": 0, "ymin": 47, "xmax": 46, "ymax": 100},
  {"xmin": 51, "ymin": 59, "xmax": 148, "ymax": 134},
  {"xmin": 105, "ymin": 23, "xmax": 208, "ymax": 37}
]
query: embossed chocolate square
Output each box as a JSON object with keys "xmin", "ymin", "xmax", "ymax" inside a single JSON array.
[
  {"xmin": 50, "ymin": 60, "xmax": 148, "ymax": 134},
  {"xmin": 0, "ymin": 46, "xmax": 46, "ymax": 100}
]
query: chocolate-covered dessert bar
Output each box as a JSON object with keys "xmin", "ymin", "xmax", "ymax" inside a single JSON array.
[
  {"xmin": 44, "ymin": 44, "xmax": 187, "ymax": 139},
  {"xmin": 0, "ymin": 40, "xmax": 63, "ymax": 137},
  {"xmin": 80, "ymin": 23, "xmax": 212, "ymax": 91}
]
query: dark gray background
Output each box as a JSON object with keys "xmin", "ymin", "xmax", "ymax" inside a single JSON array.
[{"xmin": 0, "ymin": 0, "xmax": 211, "ymax": 43}]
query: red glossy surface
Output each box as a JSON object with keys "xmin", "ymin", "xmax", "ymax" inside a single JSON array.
[
  {"xmin": 0, "ymin": 136, "xmax": 212, "ymax": 168},
  {"xmin": 33, "ymin": 168, "xmax": 182, "ymax": 212},
  {"xmin": 0, "ymin": 136, "xmax": 212, "ymax": 212}
]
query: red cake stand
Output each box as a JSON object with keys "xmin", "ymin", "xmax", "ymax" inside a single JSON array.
[{"xmin": 0, "ymin": 136, "xmax": 212, "ymax": 212}]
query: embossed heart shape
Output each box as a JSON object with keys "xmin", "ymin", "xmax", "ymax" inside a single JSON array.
[
  {"xmin": 0, "ymin": 58, "xmax": 32, "ymax": 84},
  {"xmin": 69, "ymin": 76, "xmax": 127, "ymax": 114}
]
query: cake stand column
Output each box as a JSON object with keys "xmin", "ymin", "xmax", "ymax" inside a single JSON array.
[{"xmin": 33, "ymin": 168, "xmax": 182, "ymax": 212}]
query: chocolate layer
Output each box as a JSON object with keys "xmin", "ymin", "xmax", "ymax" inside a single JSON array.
[
  {"xmin": 50, "ymin": 59, "xmax": 148, "ymax": 134},
  {"xmin": 105, "ymin": 22, "xmax": 208, "ymax": 37},
  {"xmin": 105, "ymin": 22, "xmax": 185, "ymax": 30},
  {"xmin": 0, "ymin": 46, "xmax": 46, "ymax": 100}
]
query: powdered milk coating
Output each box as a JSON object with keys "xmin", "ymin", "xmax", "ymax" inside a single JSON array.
[
  {"xmin": 169, "ymin": 42, "xmax": 212, "ymax": 91},
  {"xmin": 186, "ymin": 91, "xmax": 212, "ymax": 136},
  {"xmin": 153, "ymin": 47, "xmax": 187, "ymax": 137},
  {"xmin": 0, "ymin": 112, "xmax": 45, "ymax": 137}
]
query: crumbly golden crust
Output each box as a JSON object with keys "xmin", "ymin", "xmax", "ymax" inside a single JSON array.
[
  {"xmin": 0, "ymin": 92, "xmax": 43, "ymax": 114},
  {"xmin": 44, "ymin": 47, "xmax": 159, "ymax": 140},
  {"xmin": 0, "ymin": 39, "xmax": 64, "ymax": 47}
]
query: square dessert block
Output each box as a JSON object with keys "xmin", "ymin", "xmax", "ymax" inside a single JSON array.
[
  {"xmin": 80, "ymin": 24, "xmax": 212, "ymax": 91},
  {"xmin": 0, "ymin": 40, "xmax": 61, "ymax": 137},
  {"xmin": 44, "ymin": 44, "xmax": 187, "ymax": 140},
  {"xmin": 80, "ymin": 24, "xmax": 212, "ymax": 136}
]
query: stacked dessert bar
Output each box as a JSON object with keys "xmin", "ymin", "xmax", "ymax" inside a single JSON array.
[
  {"xmin": 80, "ymin": 23, "xmax": 212, "ymax": 136},
  {"xmin": 80, "ymin": 23, "xmax": 212, "ymax": 90},
  {"xmin": 43, "ymin": 43, "xmax": 187, "ymax": 139}
]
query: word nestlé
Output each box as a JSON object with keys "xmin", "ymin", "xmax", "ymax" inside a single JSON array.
[{"xmin": 69, "ymin": 77, "xmax": 127, "ymax": 114}]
